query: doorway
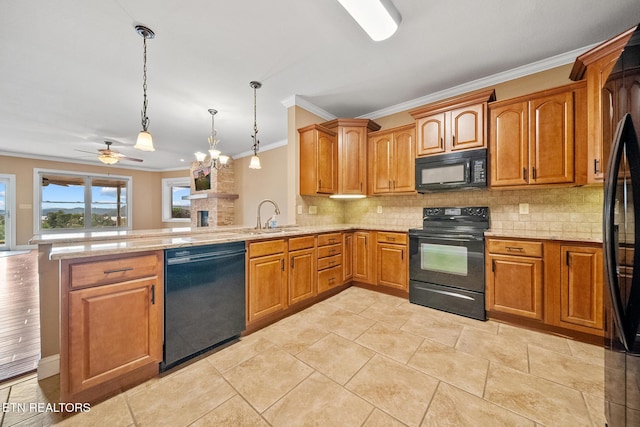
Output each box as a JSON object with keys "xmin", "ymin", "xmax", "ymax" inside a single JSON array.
[{"xmin": 0, "ymin": 174, "xmax": 16, "ymax": 251}]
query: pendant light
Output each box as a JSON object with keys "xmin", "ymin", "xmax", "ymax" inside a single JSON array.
[
  {"xmin": 194, "ymin": 109, "xmax": 230, "ymax": 170},
  {"xmin": 134, "ymin": 25, "xmax": 156, "ymax": 151},
  {"xmin": 248, "ymin": 81, "xmax": 262, "ymax": 169}
]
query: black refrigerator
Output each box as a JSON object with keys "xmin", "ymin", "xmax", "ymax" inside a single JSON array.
[{"xmin": 604, "ymin": 24, "xmax": 640, "ymax": 427}]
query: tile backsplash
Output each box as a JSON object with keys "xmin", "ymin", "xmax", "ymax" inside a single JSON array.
[{"xmin": 298, "ymin": 186, "xmax": 603, "ymax": 239}]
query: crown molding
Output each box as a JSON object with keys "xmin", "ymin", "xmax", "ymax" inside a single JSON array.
[
  {"xmin": 359, "ymin": 43, "xmax": 598, "ymax": 119},
  {"xmin": 280, "ymin": 95, "xmax": 336, "ymax": 120},
  {"xmin": 233, "ymin": 139, "xmax": 289, "ymax": 159}
]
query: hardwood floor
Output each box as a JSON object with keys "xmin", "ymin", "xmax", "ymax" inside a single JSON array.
[{"xmin": 0, "ymin": 250, "xmax": 40, "ymax": 382}]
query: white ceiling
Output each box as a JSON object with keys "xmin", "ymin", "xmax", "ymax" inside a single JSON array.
[{"xmin": 1, "ymin": 0, "xmax": 639, "ymax": 171}]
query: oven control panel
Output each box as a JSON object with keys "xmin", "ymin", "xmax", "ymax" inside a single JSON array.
[{"xmin": 422, "ymin": 207, "xmax": 488, "ymax": 220}]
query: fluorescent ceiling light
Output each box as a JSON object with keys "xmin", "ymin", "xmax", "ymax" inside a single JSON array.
[{"xmin": 337, "ymin": 0, "xmax": 402, "ymax": 41}]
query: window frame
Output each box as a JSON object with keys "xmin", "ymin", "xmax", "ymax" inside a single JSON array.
[
  {"xmin": 34, "ymin": 168, "xmax": 133, "ymax": 234},
  {"xmin": 161, "ymin": 177, "xmax": 191, "ymax": 223}
]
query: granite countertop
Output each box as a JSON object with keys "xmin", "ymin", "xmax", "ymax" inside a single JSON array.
[
  {"xmin": 484, "ymin": 229, "xmax": 603, "ymax": 244},
  {"xmin": 42, "ymin": 224, "xmax": 411, "ymax": 260}
]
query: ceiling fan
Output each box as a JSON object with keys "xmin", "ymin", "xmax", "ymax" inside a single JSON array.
[{"xmin": 76, "ymin": 141, "xmax": 144, "ymax": 165}]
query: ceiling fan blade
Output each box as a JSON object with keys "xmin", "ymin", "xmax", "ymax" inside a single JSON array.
[
  {"xmin": 120, "ymin": 156, "xmax": 144, "ymax": 163},
  {"xmin": 74, "ymin": 148, "xmax": 99, "ymax": 155}
]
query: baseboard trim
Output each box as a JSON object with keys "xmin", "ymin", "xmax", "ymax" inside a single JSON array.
[{"xmin": 37, "ymin": 354, "xmax": 59, "ymax": 380}]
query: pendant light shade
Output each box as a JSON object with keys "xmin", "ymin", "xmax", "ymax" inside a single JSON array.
[
  {"xmin": 133, "ymin": 25, "xmax": 156, "ymax": 152},
  {"xmin": 249, "ymin": 81, "xmax": 262, "ymax": 169}
]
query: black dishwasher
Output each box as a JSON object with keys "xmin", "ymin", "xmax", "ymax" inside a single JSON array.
[{"xmin": 162, "ymin": 241, "xmax": 246, "ymax": 371}]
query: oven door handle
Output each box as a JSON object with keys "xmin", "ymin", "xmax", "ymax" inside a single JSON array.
[{"xmin": 411, "ymin": 234, "xmax": 482, "ymax": 242}]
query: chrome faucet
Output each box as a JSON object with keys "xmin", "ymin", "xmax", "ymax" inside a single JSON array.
[{"xmin": 256, "ymin": 199, "xmax": 281, "ymax": 230}]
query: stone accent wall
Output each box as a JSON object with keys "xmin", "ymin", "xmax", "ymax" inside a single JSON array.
[
  {"xmin": 296, "ymin": 186, "xmax": 603, "ymax": 240},
  {"xmin": 189, "ymin": 159, "xmax": 238, "ymax": 227}
]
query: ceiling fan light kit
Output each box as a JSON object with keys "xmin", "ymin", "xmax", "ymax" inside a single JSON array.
[
  {"xmin": 336, "ymin": 0, "xmax": 402, "ymax": 41},
  {"xmin": 133, "ymin": 25, "xmax": 156, "ymax": 152}
]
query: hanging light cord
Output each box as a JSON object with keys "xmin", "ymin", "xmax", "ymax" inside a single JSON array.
[
  {"xmin": 209, "ymin": 112, "xmax": 216, "ymax": 148},
  {"xmin": 140, "ymin": 36, "xmax": 149, "ymax": 132},
  {"xmin": 251, "ymin": 85, "xmax": 259, "ymax": 155}
]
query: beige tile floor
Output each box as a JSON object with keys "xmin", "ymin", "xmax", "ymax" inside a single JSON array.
[{"xmin": 0, "ymin": 287, "xmax": 605, "ymax": 426}]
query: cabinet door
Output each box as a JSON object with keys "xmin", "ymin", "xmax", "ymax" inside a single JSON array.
[
  {"xmin": 340, "ymin": 127, "xmax": 367, "ymax": 194},
  {"xmin": 353, "ymin": 231, "xmax": 375, "ymax": 284},
  {"xmin": 68, "ymin": 277, "xmax": 162, "ymax": 394},
  {"xmin": 289, "ymin": 248, "xmax": 316, "ymax": 305},
  {"xmin": 490, "ymin": 102, "xmax": 528, "ymax": 187},
  {"xmin": 343, "ymin": 232, "xmax": 353, "ymax": 283},
  {"xmin": 416, "ymin": 112, "xmax": 446, "ymax": 156},
  {"xmin": 528, "ymin": 91, "xmax": 575, "ymax": 184},
  {"xmin": 317, "ymin": 130, "xmax": 338, "ymax": 193},
  {"xmin": 392, "ymin": 128, "xmax": 416, "ymax": 193},
  {"xmin": 248, "ymin": 254, "xmax": 287, "ymax": 323},
  {"xmin": 560, "ymin": 246, "xmax": 603, "ymax": 330},
  {"xmin": 370, "ymin": 133, "xmax": 393, "ymax": 194},
  {"xmin": 450, "ymin": 103, "xmax": 485, "ymax": 151},
  {"xmin": 486, "ymin": 255, "xmax": 543, "ymax": 320},
  {"xmin": 376, "ymin": 243, "xmax": 407, "ymax": 290}
]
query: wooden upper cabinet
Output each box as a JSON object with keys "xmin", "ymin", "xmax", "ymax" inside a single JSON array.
[
  {"xmin": 322, "ymin": 119, "xmax": 381, "ymax": 195},
  {"xmin": 489, "ymin": 82, "xmax": 585, "ymax": 188},
  {"xmin": 368, "ymin": 124, "xmax": 415, "ymax": 194},
  {"xmin": 490, "ymin": 101, "xmax": 528, "ymax": 186},
  {"xmin": 299, "ymin": 124, "xmax": 338, "ymax": 195},
  {"xmin": 528, "ymin": 91, "xmax": 575, "ymax": 185},
  {"xmin": 410, "ymin": 88, "xmax": 495, "ymax": 157},
  {"xmin": 570, "ymin": 25, "xmax": 636, "ymax": 183}
]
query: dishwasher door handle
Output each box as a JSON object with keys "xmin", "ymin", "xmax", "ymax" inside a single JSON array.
[{"xmin": 166, "ymin": 249, "xmax": 245, "ymax": 266}]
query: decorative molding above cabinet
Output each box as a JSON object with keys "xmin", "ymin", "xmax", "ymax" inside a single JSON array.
[{"xmin": 409, "ymin": 88, "xmax": 495, "ymax": 156}]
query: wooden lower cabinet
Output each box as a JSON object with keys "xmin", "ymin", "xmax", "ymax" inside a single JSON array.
[
  {"xmin": 353, "ymin": 231, "xmax": 375, "ymax": 284},
  {"xmin": 376, "ymin": 232, "xmax": 408, "ymax": 291},
  {"xmin": 248, "ymin": 241, "xmax": 287, "ymax": 323},
  {"xmin": 61, "ymin": 251, "xmax": 163, "ymax": 402},
  {"xmin": 486, "ymin": 254, "xmax": 544, "ymax": 320},
  {"xmin": 343, "ymin": 232, "xmax": 353, "ymax": 283},
  {"xmin": 288, "ymin": 236, "xmax": 317, "ymax": 305},
  {"xmin": 486, "ymin": 238, "xmax": 604, "ymax": 340},
  {"xmin": 556, "ymin": 244, "xmax": 604, "ymax": 332}
]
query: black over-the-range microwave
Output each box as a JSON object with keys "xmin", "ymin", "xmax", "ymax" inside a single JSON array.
[{"xmin": 415, "ymin": 148, "xmax": 487, "ymax": 193}]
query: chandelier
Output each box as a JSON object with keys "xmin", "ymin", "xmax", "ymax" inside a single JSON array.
[{"xmin": 195, "ymin": 109, "xmax": 230, "ymax": 170}]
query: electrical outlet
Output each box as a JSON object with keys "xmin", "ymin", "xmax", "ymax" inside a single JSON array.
[
  {"xmin": 297, "ymin": 205, "xmax": 302, "ymax": 215},
  {"xmin": 519, "ymin": 203, "xmax": 529, "ymax": 215},
  {"xmin": 309, "ymin": 205, "xmax": 318, "ymax": 215},
  {"xmin": 377, "ymin": 205, "xmax": 383, "ymax": 214}
]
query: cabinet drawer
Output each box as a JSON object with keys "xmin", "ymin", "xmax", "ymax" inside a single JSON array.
[
  {"xmin": 288, "ymin": 235, "xmax": 315, "ymax": 251},
  {"xmin": 318, "ymin": 244, "xmax": 342, "ymax": 258},
  {"xmin": 487, "ymin": 239, "xmax": 543, "ymax": 257},
  {"xmin": 318, "ymin": 265, "xmax": 343, "ymax": 293},
  {"xmin": 318, "ymin": 254, "xmax": 341, "ymax": 271},
  {"xmin": 249, "ymin": 239, "xmax": 286, "ymax": 258},
  {"xmin": 377, "ymin": 231, "xmax": 407, "ymax": 245},
  {"xmin": 69, "ymin": 253, "xmax": 159, "ymax": 289},
  {"xmin": 317, "ymin": 233, "xmax": 342, "ymax": 247}
]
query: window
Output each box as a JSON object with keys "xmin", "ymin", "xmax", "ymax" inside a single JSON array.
[
  {"xmin": 35, "ymin": 169, "xmax": 132, "ymax": 233},
  {"xmin": 162, "ymin": 177, "xmax": 191, "ymax": 222}
]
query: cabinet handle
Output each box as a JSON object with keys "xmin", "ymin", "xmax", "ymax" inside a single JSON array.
[
  {"xmin": 387, "ymin": 236, "xmax": 396, "ymax": 242},
  {"xmin": 401, "ymin": 249, "xmax": 404, "ymax": 261},
  {"xmin": 594, "ymin": 159, "xmax": 600, "ymax": 174},
  {"xmin": 532, "ymin": 167, "xmax": 537, "ymax": 180},
  {"xmin": 440, "ymin": 137, "xmax": 443, "ymax": 147},
  {"xmin": 281, "ymin": 259, "xmax": 285, "ymax": 271},
  {"xmin": 506, "ymin": 246, "xmax": 524, "ymax": 252},
  {"xmin": 452, "ymin": 134, "xmax": 455, "ymax": 146},
  {"xmin": 328, "ymin": 260, "xmax": 336, "ymax": 266},
  {"xmin": 151, "ymin": 284, "xmax": 155, "ymax": 305},
  {"xmin": 104, "ymin": 267, "xmax": 133, "ymax": 274},
  {"xmin": 388, "ymin": 180, "xmax": 391, "ymax": 189},
  {"xmin": 393, "ymin": 180, "xmax": 396, "ymax": 190},
  {"xmin": 565, "ymin": 251, "xmax": 570, "ymax": 266},
  {"xmin": 492, "ymin": 259, "xmax": 495, "ymax": 272},
  {"xmin": 360, "ymin": 182, "xmax": 363, "ymax": 192},
  {"xmin": 291, "ymin": 257, "xmax": 295, "ymax": 269},
  {"xmin": 523, "ymin": 168, "xmax": 528, "ymax": 181},
  {"xmin": 329, "ymin": 277, "xmax": 336, "ymax": 283}
]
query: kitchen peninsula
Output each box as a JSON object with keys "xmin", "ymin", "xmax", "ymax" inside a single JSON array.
[{"xmin": 32, "ymin": 223, "xmax": 411, "ymax": 403}]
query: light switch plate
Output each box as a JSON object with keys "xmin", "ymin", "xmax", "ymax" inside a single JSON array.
[
  {"xmin": 519, "ymin": 203, "xmax": 529, "ymax": 214},
  {"xmin": 297, "ymin": 205, "xmax": 302, "ymax": 215},
  {"xmin": 377, "ymin": 205, "xmax": 383, "ymax": 214}
]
